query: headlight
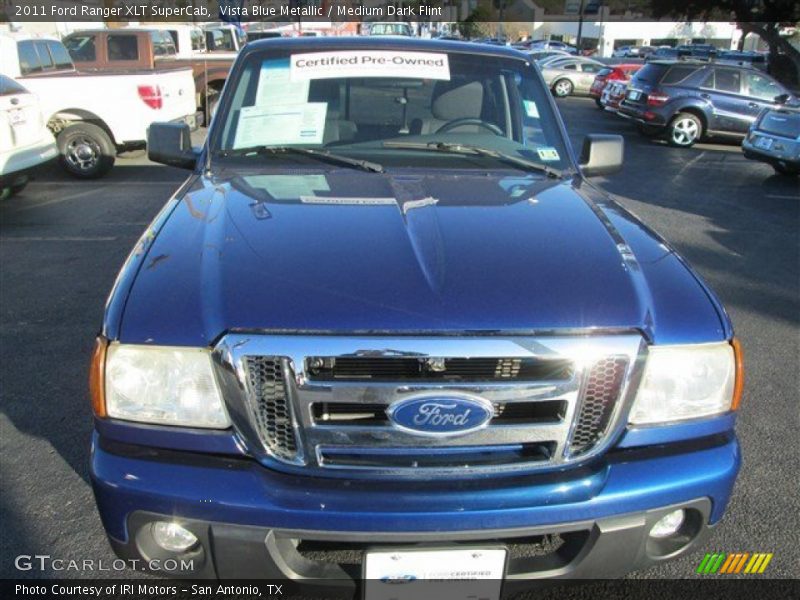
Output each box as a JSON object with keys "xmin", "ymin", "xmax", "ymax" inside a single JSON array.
[
  {"xmin": 629, "ymin": 342, "xmax": 742, "ymax": 425},
  {"xmin": 104, "ymin": 344, "xmax": 230, "ymax": 428}
]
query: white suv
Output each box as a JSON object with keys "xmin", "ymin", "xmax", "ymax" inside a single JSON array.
[{"xmin": 0, "ymin": 75, "xmax": 56, "ymax": 198}]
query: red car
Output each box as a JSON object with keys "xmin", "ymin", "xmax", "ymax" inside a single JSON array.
[{"xmin": 589, "ymin": 64, "xmax": 641, "ymax": 107}]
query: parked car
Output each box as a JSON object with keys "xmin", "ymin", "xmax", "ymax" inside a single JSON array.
[
  {"xmin": 716, "ymin": 50, "xmax": 768, "ymax": 72},
  {"xmin": 0, "ymin": 75, "xmax": 57, "ymax": 197},
  {"xmin": 600, "ymin": 80, "xmax": 631, "ymax": 112},
  {"xmin": 144, "ymin": 23, "xmax": 212, "ymax": 57},
  {"xmin": 541, "ymin": 57, "xmax": 605, "ymax": 97},
  {"xmin": 64, "ymin": 28, "xmax": 233, "ymax": 124},
  {"xmin": 613, "ymin": 46, "xmax": 654, "ymax": 58},
  {"xmin": 647, "ymin": 46, "xmax": 680, "ymax": 61},
  {"xmin": 368, "ymin": 22, "xmax": 414, "ymax": 37},
  {"xmin": 90, "ymin": 36, "xmax": 743, "ymax": 586},
  {"xmin": 742, "ymin": 102, "xmax": 800, "ymax": 176},
  {"xmin": 676, "ymin": 44, "xmax": 718, "ymax": 60},
  {"xmin": 589, "ymin": 64, "xmax": 641, "ymax": 107},
  {"xmin": 0, "ymin": 34, "xmax": 197, "ymax": 178},
  {"xmin": 527, "ymin": 49, "xmax": 571, "ymax": 62},
  {"xmin": 618, "ymin": 60, "xmax": 792, "ymax": 147},
  {"xmin": 246, "ymin": 30, "xmax": 283, "ymax": 42},
  {"xmin": 527, "ymin": 40, "xmax": 578, "ymax": 54},
  {"xmin": 203, "ymin": 24, "xmax": 247, "ymax": 52}
]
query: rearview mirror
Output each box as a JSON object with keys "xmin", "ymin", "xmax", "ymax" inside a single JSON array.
[
  {"xmin": 580, "ymin": 134, "xmax": 624, "ymax": 177},
  {"xmin": 147, "ymin": 122, "xmax": 198, "ymax": 170}
]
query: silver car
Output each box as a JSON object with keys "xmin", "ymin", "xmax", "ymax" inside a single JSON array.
[
  {"xmin": 541, "ymin": 58, "xmax": 605, "ymax": 97},
  {"xmin": 742, "ymin": 104, "xmax": 800, "ymax": 176}
]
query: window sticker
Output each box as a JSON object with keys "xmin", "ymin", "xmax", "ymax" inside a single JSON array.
[
  {"xmin": 523, "ymin": 100, "xmax": 539, "ymax": 119},
  {"xmin": 233, "ymin": 103, "xmax": 327, "ymax": 149},
  {"xmin": 255, "ymin": 59, "xmax": 310, "ymax": 107},
  {"xmin": 290, "ymin": 51, "xmax": 450, "ymax": 81},
  {"xmin": 537, "ymin": 147, "xmax": 560, "ymax": 161}
]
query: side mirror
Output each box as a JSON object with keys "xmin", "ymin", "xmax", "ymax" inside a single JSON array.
[
  {"xmin": 147, "ymin": 122, "xmax": 198, "ymax": 170},
  {"xmin": 774, "ymin": 93, "xmax": 790, "ymax": 105},
  {"xmin": 580, "ymin": 134, "xmax": 624, "ymax": 177}
]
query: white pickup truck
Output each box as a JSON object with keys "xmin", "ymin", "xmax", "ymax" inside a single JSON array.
[{"xmin": 0, "ymin": 34, "xmax": 197, "ymax": 178}]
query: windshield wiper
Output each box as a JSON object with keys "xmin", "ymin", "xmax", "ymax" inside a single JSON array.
[
  {"xmin": 219, "ymin": 145, "xmax": 384, "ymax": 174},
  {"xmin": 383, "ymin": 141, "xmax": 565, "ymax": 179}
]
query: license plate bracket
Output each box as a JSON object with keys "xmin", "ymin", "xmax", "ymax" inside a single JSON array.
[
  {"xmin": 363, "ymin": 546, "xmax": 507, "ymax": 600},
  {"xmin": 10, "ymin": 109, "xmax": 25, "ymax": 126},
  {"xmin": 755, "ymin": 136, "xmax": 773, "ymax": 150}
]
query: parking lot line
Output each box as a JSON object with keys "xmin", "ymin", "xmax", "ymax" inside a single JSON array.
[{"xmin": 10, "ymin": 187, "xmax": 110, "ymax": 212}]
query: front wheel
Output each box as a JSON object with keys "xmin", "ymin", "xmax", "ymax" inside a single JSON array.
[
  {"xmin": 667, "ymin": 113, "xmax": 702, "ymax": 147},
  {"xmin": 57, "ymin": 122, "xmax": 116, "ymax": 179},
  {"xmin": 1, "ymin": 179, "xmax": 28, "ymax": 200},
  {"xmin": 594, "ymin": 98, "xmax": 603, "ymax": 108},
  {"xmin": 773, "ymin": 163, "xmax": 800, "ymax": 177},
  {"xmin": 552, "ymin": 79, "xmax": 573, "ymax": 98}
]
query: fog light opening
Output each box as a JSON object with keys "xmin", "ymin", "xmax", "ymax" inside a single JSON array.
[
  {"xmin": 151, "ymin": 521, "xmax": 198, "ymax": 552},
  {"xmin": 649, "ymin": 509, "xmax": 685, "ymax": 539}
]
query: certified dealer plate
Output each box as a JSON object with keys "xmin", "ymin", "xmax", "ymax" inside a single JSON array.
[{"xmin": 364, "ymin": 547, "xmax": 506, "ymax": 600}]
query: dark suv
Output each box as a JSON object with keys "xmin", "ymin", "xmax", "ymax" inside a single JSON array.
[{"xmin": 618, "ymin": 60, "xmax": 791, "ymax": 147}]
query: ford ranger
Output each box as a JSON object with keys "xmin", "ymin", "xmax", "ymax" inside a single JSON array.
[{"xmin": 90, "ymin": 38, "xmax": 743, "ymax": 593}]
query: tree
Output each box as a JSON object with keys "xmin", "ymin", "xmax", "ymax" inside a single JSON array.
[
  {"xmin": 650, "ymin": 0, "xmax": 800, "ymax": 88},
  {"xmin": 458, "ymin": 5, "xmax": 494, "ymax": 39}
]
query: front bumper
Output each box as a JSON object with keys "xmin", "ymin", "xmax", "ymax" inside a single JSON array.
[{"xmin": 91, "ymin": 432, "xmax": 740, "ymax": 583}]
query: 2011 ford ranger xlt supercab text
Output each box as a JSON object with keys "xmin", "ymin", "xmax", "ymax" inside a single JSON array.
[{"xmin": 89, "ymin": 38, "xmax": 743, "ymax": 593}]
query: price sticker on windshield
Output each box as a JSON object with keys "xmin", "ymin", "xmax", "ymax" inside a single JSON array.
[{"xmin": 290, "ymin": 51, "xmax": 451, "ymax": 81}]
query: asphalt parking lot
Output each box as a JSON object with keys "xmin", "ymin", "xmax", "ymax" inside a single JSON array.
[{"xmin": 0, "ymin": 96, "xmax": 798, "ymax": 581}]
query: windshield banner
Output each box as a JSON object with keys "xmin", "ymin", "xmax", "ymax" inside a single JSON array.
[{"xmin": 290, "ymin": 51, "xmax": 451, "ymax": 82}]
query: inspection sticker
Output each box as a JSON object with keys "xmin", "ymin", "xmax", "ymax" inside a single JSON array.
[
  {"xmin": 537, "ymin": 147, "xmax": 560, "ymax": 161},
  {"xmin": 523, "ymin": 100, "xmax": 540, "ymax": 119},
  {"xmin": 290, "ymin": 51, "xmax": 450, "ymax": 81}
]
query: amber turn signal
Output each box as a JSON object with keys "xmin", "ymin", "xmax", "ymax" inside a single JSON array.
[
  {"xmin": 731, "ymin": 338, "xmax": 744, "ymax": 411},
  {"xmin": 90, "ymin": 336, "xmax": 108, "ymax": 417}
]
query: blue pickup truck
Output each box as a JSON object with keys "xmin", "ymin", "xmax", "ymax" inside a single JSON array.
[{"xmin": 89, "ymin": 38, "xmax": 743, "ymax": 590}]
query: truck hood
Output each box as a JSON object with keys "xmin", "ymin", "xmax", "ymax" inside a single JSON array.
[{"xmin": 116, "ymin": 168, "xmax": 727, "ymax": 345}]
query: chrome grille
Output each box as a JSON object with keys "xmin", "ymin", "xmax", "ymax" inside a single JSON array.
[
  {"xmin": 244, "ymin": 357, "xmax": 298, "ymax": 461},
  {"xmin": 217, "ymin": 335, "xmax": 645, "ymax": 477},
  {"xmin": 569, "ymin": 357, "xmax": 629, "ymax": 455}
]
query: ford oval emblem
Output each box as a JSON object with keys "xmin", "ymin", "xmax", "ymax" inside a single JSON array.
[{"xmin": 388, "ymin": 394, "xmax": 493, "ymax": 436}]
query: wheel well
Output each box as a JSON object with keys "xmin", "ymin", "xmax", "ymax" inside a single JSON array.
[
  {"xmin": 48, "ymin": 109, "xmax": 116, "ymax": 145},
  {"xmin": 674, "ymin": 107, "xmax": 707, "ymax": 134}
]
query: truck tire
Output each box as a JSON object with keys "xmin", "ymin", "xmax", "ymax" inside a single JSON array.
[
  {"xmin": 57, "ymin": 122, "xmax": 116, "ymax": 179},
  {"xmin": 552, "ymin": 79, "xmax": 573, "ymax": 98},
  {"xmin": 1, "ymin": 179, "xmax": 28, "ymax": 200},
  {"xmin": 667, "ymin": 113, "xmax": 702, "ymax": 147},
  {"xmin": 773, "ymin": 163, "xmax": 799, "ymax": 177}
]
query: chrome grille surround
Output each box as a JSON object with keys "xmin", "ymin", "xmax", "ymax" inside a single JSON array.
[{"xmin": 213, "ymin": 334, "xmax": 647, "ymax": 477}]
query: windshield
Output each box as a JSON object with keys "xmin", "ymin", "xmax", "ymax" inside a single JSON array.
[{"xmin": 212, "ymin": 47, "xmax": 571, "ymax": 172}]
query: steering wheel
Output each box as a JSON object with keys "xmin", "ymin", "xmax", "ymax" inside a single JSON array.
[{"xmin": 435, "ymin": 118, "xmax": 504, "ymax": 136}]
